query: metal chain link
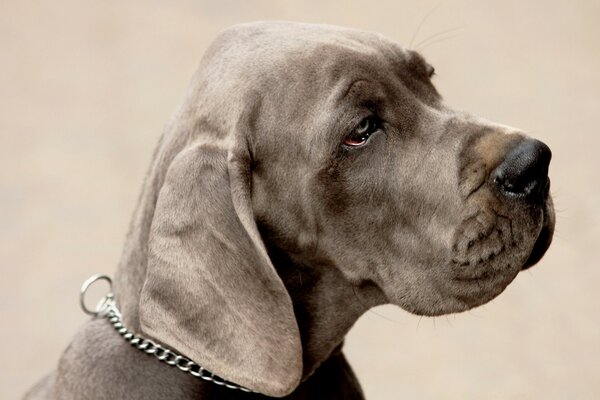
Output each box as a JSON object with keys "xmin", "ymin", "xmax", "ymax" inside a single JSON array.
[{"xmin": 80, "ymin": 274, "xmax": 254, "ymax": 394}]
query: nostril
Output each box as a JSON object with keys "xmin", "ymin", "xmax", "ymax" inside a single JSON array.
[
  {"xmin": 493, "ymin": 175, "xmax": 522, "ymax": 195},
  {"xmin": 493, "ymin": 170, "xmax": 544, "ymax": 196},
  {"xmin": 492, "ymin": 139, "xmax": 552, "ymax": 200}
]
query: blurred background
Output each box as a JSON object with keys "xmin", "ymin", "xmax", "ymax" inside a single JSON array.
[{"xmin": 2, "ymin": 0, "xmax": 599, "ymax": 398}]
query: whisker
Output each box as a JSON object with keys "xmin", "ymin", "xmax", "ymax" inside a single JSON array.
[
  {"xmin": 352, "ymin": 286, "xmax": 403, "ymax": 324},
  {"xmin": 417, "ymin": 33, "xmax": 463, "ymax": 52},
  {"xmin": 413, "ymin": 25, "xmax": 466, "ymax": 51},
  {"xmin": 445, "ymin": 315, "xmax": 453, "ymax": 327},
  {"xmin": 408, "ymin": 1, "xmax": 443, "ymax": 49},
  {"xmin": 551, "ymin": 232, "xmax": 566, "ymax": 241},
  {"xmin": 416, "ymin": 315, "xmax": 424, "ymax": 331}
]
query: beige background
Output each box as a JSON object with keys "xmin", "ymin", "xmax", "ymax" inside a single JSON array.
[{"xmin": 2, "ymin": 0, "xmax": 599, "ymax": 398}]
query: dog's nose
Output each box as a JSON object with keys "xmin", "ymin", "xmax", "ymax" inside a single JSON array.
[{"xmin": 492, "ymin": 139, "xmax": 552, "ymax": 201}]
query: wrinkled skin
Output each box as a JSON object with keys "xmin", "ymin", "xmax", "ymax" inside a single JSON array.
[{"xmin": 25, "ymin": 22, "xmax": 554, "ymax": 400}]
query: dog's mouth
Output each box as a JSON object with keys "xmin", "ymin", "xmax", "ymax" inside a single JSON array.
[
  {"xmin": 521, "ymin": 200, "xmax": 555, "ymax": 270},
  {"xmin": 444, "ymin": 195, "xmax": 555, "ymax": 311}
]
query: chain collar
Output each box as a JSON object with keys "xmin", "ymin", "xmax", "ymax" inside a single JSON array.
[{"xmin": 80, "ymin": 274, "xmax": 254, "ymax": 394}]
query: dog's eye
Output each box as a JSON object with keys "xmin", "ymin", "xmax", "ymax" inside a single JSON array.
[{"xmin": 344, "ymin": 116, "xmax": 379, "ymax": 147}]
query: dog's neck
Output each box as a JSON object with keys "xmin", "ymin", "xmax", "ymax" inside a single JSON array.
[{"xmin": 264, "ymin": 240, "xmax": 386, "ymax": 377}]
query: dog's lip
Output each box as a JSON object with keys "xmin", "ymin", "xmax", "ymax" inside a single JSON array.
[
  {"xmin": 522, "ymin": 198, "xmax": 554, "ymax": 270},
  {"xmin": 450, "ymin": 260, "xmax": 517, "ymax": 284},
  {"xmin": 521, "ymin": 222, "xmax": 553, "ymax": 270}
]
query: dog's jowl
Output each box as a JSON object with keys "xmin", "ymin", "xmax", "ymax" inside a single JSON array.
[{"xmin": 25, "ymin": 22, "xmax": 554, "ymax": 400}]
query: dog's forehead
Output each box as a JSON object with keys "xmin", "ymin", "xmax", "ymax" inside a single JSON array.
[
  {"xmin": 224, "ymin": 21, "xmax": 401, "ymax": 53},
  {"xmin": 208, "ymin": 22, "xmax": 410, "ymax": 83}
]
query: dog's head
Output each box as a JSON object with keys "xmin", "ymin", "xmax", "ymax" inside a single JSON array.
[{"xmin": 137, "ymin": 22, "xmax": 554, "ymax": 396}]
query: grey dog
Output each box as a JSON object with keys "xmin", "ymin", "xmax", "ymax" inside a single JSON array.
[{"xmin": 25, "ymin": 21, "xmax": 555, "ymax": 399}]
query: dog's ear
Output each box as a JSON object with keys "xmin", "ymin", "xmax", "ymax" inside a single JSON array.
[{"xmin": 138, "ymin": 135, "xmax": 302, "ymax": 397}]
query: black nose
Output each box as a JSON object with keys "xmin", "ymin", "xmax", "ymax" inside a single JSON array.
[{"xmin": 492, "ymin": 139, "xmax": 552, "ymax": 200}]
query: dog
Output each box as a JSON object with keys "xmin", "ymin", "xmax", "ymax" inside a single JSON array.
[{"xmin": 25, "ymin": 21, "xmax": 555, "ymax": 399}]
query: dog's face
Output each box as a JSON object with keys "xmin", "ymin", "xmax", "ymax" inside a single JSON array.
[
  {"xmin": 250, "ymin": 28, "xmax": 555, "ymax": 317},
  {"xmin": 138, "ymin": 23, "xmax": 555, "ymax": 395}
]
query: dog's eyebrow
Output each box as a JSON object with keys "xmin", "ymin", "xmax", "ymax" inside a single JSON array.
[{"xmin": 339, "ymin": 79, "xmax": 370, "ymax": 101}]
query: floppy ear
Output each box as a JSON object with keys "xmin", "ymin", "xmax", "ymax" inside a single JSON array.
[{"xmin": 138, "ymin": 136, "xmax": 303, "ymax": 397}]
